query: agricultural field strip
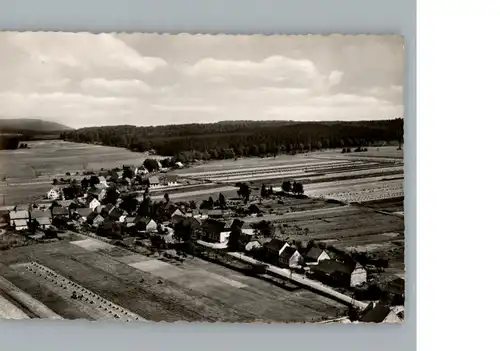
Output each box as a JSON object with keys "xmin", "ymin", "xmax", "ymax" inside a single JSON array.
[
  {"xmin": 11, "ymin": 262, "xmax": 146, "ymax": 322},
  {"xmin": 0, "ymin": 293, "xmax": 31, "ymax": 319},
  {"xmin": 307, "ymin": 189, "xmax": 404, "ymax": 203},
  {"xmin": 178, "ymin": 160, "xmax": 363, "ymax": 178},
  {"xmin": 294, "ymin": 166, "xmax": 404, "ymax": 182},
  {"xmin": 304, "ymin": 178, "xmax": 403, "ymax": 192}
]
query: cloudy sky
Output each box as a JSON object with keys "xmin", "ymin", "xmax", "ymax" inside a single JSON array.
[{"xmin": 0, "ymin": 32, "xmax": 403, "ymax": 129}]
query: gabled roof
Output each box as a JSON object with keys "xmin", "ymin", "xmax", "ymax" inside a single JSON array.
[
  {"xmin": 359, "ymin": 303, "xmax": 393, "ymax": 323},
  {"xmin": 52, "ymin": 207, "xmax": 69, "ymax": 216},
  {"xmin": 166, "ymin": 175, "xmax": 178, "ymax": 181},
  {"xmin": 202, "ymin": 218, "xmax": 226, "ymax": 232},
  {"xmin": 75, "ymin": 208, "xmax": 92, "ymax": 217},
  {"xmin": 30, "ymin": 210, "xmax": 50, "ymax": 219},
  {"xmin": 312, "ymin": 259, "xmax": 356, "ymax": 275},
  {"xmin": 37, "ymin": 217, "xmax": 51, "ymax": 225},
  {"xmin": 13, "ymin": 219, "xmax": 28, "ymax": 226},
  {"xmin": 305, "ymin": 247, "xmax": 330, "ymax": 261},
  {"xmin": 9, "ymin": 210, "xmax": 29, "ymax": 220},
  {"xmin": 280, "ymin": 246, "xmax": 299, "ymax": 261},
  {"xmin": 264, "ymin": 239, "xmax": 287, "ymax": 252},
  {"xmin": 109, "ymin": 207, "xmax": 124, "ymax": 220},
  {"xmin": 148, "ymin": 176, "xmax": 160, "ymax": 184},
  {"xmin": 172, "ymin": 209, "xmax": 185, "ymax": 217}
]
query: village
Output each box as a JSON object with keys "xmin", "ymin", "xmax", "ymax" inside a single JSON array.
[{"xmin": 0, "ymin": 155, "xmax": 404, "ymax": 324}]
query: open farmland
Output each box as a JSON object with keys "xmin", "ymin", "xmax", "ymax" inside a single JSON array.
[{"xmin": 0, "ymin": 241, "xmax": 348, "ymax": 322}]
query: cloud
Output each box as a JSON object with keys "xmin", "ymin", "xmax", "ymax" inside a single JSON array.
[
  {"xmin": 81, "ymin": 78, "xmax": 152, "ymax": 95},
  {"xmin": 7, "ymin": 32, "xmax": 167, "ymax": 74}
]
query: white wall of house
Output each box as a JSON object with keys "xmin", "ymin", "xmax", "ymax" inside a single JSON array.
[
  {"xmin": 350, "ymin": 267, "xmax": 367, "ymax": 287},
  {"xmin": 145, "ymin": 220, "xmax": 157, "ymax": 232},
  {"xmin": 289, "ymin": 251, "xmax": 303, "ymax": 268},
  {"xmin": 245, "ymin": 241, "xmax": 262, "ymax": 251},
  {"xmin": 47, "ymin": 189, "xmax": 60, "ymax": 200},
  {"xmin": 317, "ymin": 251, "xmax": 330, "ymax": 262},
  {"xmin": 89, "ymin": 199, "xmax": 100, "ymax": 211}
]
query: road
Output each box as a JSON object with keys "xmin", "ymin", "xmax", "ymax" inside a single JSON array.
[{"xmin": 225, "ymin": 251, "xmax": 368, "ymax": 309}]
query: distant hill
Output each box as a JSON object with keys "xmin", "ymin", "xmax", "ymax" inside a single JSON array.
[{"xmin": 0, "ymin": 118, "xmax": 73, "ymax": 133}]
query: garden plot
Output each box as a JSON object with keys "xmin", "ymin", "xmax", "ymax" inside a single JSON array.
[
  {"xmin": 293, "ymin": 165, "xmax": 404, "ymax": 183},
  {"xmin": 11, "ymin": 262, "xmax": 145, "ymax": 322}
]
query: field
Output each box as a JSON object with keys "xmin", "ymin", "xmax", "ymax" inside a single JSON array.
[
  {"xmin": 0, "ymin": 240, "xmax": 347, "ymax": 322},
  {"xmin": 0, "ymin": 140, "xmax": 151, "ymax": 205}
]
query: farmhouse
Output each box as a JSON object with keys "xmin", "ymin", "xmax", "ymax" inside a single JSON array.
[
  {"xmin": 147, "ymin": 176, "xmax": 160, "ymax": 188},
  {"xmin": 202, "ymin": 218, "xmax": 226, "ymax": 243},
  {"xmin": 135, "ymin": 217, "xmax": 157, "ymax": 232},
  {"xmin": 166, "ymin": 175, "xmax": 178, "ymax": 186},
  {"xmin": 304, "ymin": 247, "xmax": 331, "ymax": 265},
  {"xmin": 359, "ymin": 303, "xmax": 402, "ymax": 323},
  {"xmin": 245, "ymin": 239, "xmax": 262, "ymax": 252},
  {"xmin": 87, "ymin": 187, "xmax": 107, "ymax": 201},
  {"xmin": 98, "ymin": 176, "xmax": 108, "ymax": 187},
  {"xmin": 9, "ymin": 210, "xmax": 29, "ymax": 227},
  {"xmin": 135, "ymin": 166, "xmax": 149, "ymax": 176},
  {"xmin": 47, "ymin": 188, "xmax": 61, "ymax": 200},
  {"xmin": 263, "ymin": 239, "xmax": 290, "ymax": 262},
  {"xmin": 278, "ymin": 246, "xmax": 304, "ymax": 268},
  {"xmin": 310, "ymin": 260, "xmax": 367, "ymax": 288},
  {"xmin": 87, "ymin": 212, "xmax": 105, "ymax": 227},
  {"xmin": 86, "ymin": 197, "xmax": 101, "ymax": 211},
  {"xmin": 52, "ymin": 207, "xmax": 70, "ymax": 218},
  {"xmin": 30, "ymin": 210, "xmax": 52, "ymax": 229},
  {"xmin": 12, "ymin": 219, "xmax": 28, "ymax": 231},
  {"xmin": 108, "ymin": 208, "xmax": 126, "ymax": 222}
]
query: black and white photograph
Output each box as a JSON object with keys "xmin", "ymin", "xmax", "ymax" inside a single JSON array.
[{"xmin": 0, "ymin": 32, "xmax": 404, "ymax": 323}]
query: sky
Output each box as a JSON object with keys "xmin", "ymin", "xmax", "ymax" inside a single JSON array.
[{"xmin": 0, "ymin": 32, "xmax": 404, "ymax": 129}]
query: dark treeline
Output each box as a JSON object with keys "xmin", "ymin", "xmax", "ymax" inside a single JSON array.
[
  {"xmin": 61, "ymin": 119, "xmax": 403, "ymax": 161},
  {"xmin": 0, "ymin": 135, "xmax": 22, "ymax": 150}
]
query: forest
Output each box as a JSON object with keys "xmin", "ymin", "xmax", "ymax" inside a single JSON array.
[{"xmin": 61, "ymin": 119, "xmax": 404, "ymax": 162}]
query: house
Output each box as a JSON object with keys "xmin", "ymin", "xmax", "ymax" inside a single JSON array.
[
  {"xmin": 278, "ymin": 246, "xmax": 304, "ymax": 268},
  {"xmin": 207, "ymin": 209, "xmax": 224, "ymax": 218},
  {"xmin": 358, "ymin": 302, "xmax": 402, "ymax": 323},
  {"xmin": 101, "ymin": 204, "xmax": 115, "ymax": 216},
  {"xmin": 135, "ymin": 217, "xmax": 157, "ymax": 232},
  {"xmin": 87, "ymin": 212, "xmax": 105, "ymax": 227},
  {"xmin": 175, "ymin": 161, "xmax": 184, "ymax": 168},
  {"xmin": 47, "ymin": 188, "xmax": 61, "ymax": 200},
  {"xmin": 135, "ymin": 166, "xmax": 149, "ymax": 176},
  {"xmin": 51, "ymin": 206, "xmax": 70, "ymax": 218},
  {"xmin": 124, "ymin": 216, "xmax": 136, "ymax": 228},
  {"xmin": 74, "ymin": 208, "xmax": 92, "ymax": 222},
  {"xmin": 98, "ymin": 176, "xmax": 108, "ymax": 187},
  {"xmin": 202, "ymin": 218, "xmax": 226, "ymax": 242},
  {"xmin": 263, "ymin": 239, "xmax": 290, "ymax": 262},
  {"xmin": 30, "ymin": 210, "xmax": 52, "ymax": 229},
  {"xmin": 304, "ymin": 247, "xmax": 331, "ymax": 265},
  {"xmin": 310, "ymin": 260, "xmax": 367, "ymax": 288},
  {"xmin": 12, "ymin": 219, "xmax": 29, "ymax": 231},
  {"xmin": 9, "ymin": 210, "xmax": 29, "ymax": 227},
  {"xmin": 108, "ymin": 208, "xmax": 126, "ymax": 222},
  {"xmin": 245, "ymin": 239, "xmax": 262, "ymax": 252},
  {"xmin": 87, "ymin": 187, "xmax": 106, "ymax": 201},
  {"xmin": 171, "ymin": 208, "xmax": 187, "ymax": 225},
  {"xmin": 147, "ymin": 176, "xmax": 160, "ymax": 188},
  {"xmin": 166, "ymin": 175, "xmax": 178, "ymax": 186}
]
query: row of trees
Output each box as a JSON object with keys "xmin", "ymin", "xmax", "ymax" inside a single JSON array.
[{"xmin": 61, "ymin": 119, "xmax": 404, "ymax": 160}]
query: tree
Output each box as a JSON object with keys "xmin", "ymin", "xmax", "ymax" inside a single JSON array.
[
  {"xmin": 137, "ymin": 197, "xmax": 152, "ymax": 217},
  {"xmin": 103, "ymin": 187, "xmax": 119, "ymax": 205},
  {"xmin": 227, "ymin": 227, "xmax": 242, "ymax": 251},
  {"xmin": 189, "ymin": 200, "xmax": 197, "ymax": 210},
  {"xmin": 282, "ymin": 181, "xmax": 292, "ymax": 193},
  {"xmin": 89, "ymin": 175, "xmax": 100, "ymax": 186},
  {"xmin": 163, "ymin": 193, "xmax": 170, "ymax": 203},
  {"xmin": 236, "ymin": 183, "xmax": 251, "ymax": 202},
  {"xmin": 143, "ymin": 159, "xmax": 160, "ymax": 172},
  {"xmin": 173, "ymin": 220, "xmax": 193, "ymax": 242},
  {"xmin": 218, "ymin": 193, "xmax": 227, "ymax": 209},
  {"xmin": 251, "ymin": 220, "xmax": 275, "ymax": 237},
  {"xmin": 268, "ymin": 186, "xmax": 274, "ymax": 195},
  {"xmin": 260, "ymin": 184, "xmax": 268, "ymax": 198},
  {"xmin": 81, "ymin": 177, "xmax": 90, "ymax": 189},
  {"xmin": 52, "ymin": 178, "xmax": 58, "ymax": 185},
  {"xmin": 292, "ymin": 182, "xmax": 304, "ymax": 195},
  {"xmin": 150, "ymin": 235, "xmax": 166, "ymax": 250},
  {"xmin": 120, "ymin": 194, "xmax": 139, "ymax": 214}
]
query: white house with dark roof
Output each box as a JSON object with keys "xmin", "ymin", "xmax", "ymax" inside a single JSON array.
[
  {"xmin": 166, "ymin": 175, "xmax": 178, "ymax": 186},
  {"xmin": 148, "ymin": 176, "xmax": 160, "ymax": 188},
  {"xmin": 98, "ymin": 176, "xmax": 108, "ymax": 187},
  {"xmin": 304, "ymin": 247, "xmax": 331, "ymax": 265},
  {"xmin": 47, "ymin": 187, "xmax": 61, "ymax": 200}
]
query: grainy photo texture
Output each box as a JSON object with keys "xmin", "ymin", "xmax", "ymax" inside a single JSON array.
[{"xmin": 0, "ymin": 33, "xmax": 404, "ymax": 323}]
